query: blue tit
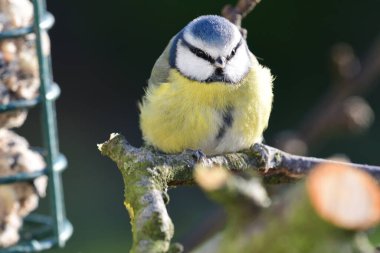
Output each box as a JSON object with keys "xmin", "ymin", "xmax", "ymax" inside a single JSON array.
[{"xmin": 139, "ymin": 15, "xmax": 273, "ymax": 155}]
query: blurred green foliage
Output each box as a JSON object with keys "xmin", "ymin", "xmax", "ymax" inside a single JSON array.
[{"xmin": 14, "ymin": 0, "xmax": 380, "ymax": 252}]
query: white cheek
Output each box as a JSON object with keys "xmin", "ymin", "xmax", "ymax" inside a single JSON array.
[
  {"xmin": 176, "ymin": 44, "xmax": 215, "ymax": 81},
  {"xmin": 224, "ymin": 46, "xmax": 251, "ymax": 83}
]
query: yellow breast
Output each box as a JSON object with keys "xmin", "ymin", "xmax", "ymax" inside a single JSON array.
[{"xmin": 139, "ymin": 65, "xmax": 273, "ymax": 155}]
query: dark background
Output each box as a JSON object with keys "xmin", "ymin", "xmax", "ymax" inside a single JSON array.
[{"xmin": 15, "ymin": 0, "xmax": 380, "ymax": 252}]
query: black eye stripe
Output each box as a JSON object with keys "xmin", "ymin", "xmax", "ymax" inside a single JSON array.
[
  {"xmin": 181, "ymin": 39, "xmax": 215, "ymax": 64},
  {"xmin": 181, "ymin": 38, "xmax": 243, "ymax": 64},
  {"xmin": 227, "ymin": 39, "xmax": 243, "ymax": 61}
]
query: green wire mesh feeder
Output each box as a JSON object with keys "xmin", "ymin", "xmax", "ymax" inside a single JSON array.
[{"xmin": 0, "ymin": 0, "xmax": 72, "ymax": 252}]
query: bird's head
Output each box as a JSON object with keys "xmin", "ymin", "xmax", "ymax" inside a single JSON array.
[{"xmin": 170, "ymin": 15, "xmax": 252, "ymax": 84}]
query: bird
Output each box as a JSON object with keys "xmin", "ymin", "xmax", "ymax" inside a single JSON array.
[{"xmin": 139, "ymin": 15, "xmax": 273, "ymax": 155}]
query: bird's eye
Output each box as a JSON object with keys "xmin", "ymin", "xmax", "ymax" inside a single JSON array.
[
  {"xmin": 181, "ymin": 39, "xmax": 215, "ymax": 63},
  {"xmin": 227, "ymin": 49, "xmax": 236, "ymax": 61},
  {"xmin": 191, "ymin": 48, "xmax": 205, "ymax": 58},
  {"xmin": 230, "ymin": 48, "xmax": 237, "ymax": 57},
  {"xmin": 190, "ymin": 48, "xmax": 214, "ymax": 63},
  {"xmin": 227, "ymin": 39, "xmax": 243, "ymax": 61}
]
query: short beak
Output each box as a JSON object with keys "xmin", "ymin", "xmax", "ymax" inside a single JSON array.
[{"xmin": 215, "ymin": 56, "xmax": 226, "ymax": 68}]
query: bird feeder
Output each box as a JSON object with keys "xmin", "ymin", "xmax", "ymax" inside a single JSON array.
[{"xmin": 0, "ymin": 0, "xmax": 72, "ymax": 251}]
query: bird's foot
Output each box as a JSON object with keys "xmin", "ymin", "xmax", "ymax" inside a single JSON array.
[
  {"xmin": 251, "ymin": 143, "xmax": 271, "ymax": 173},
  {"xmin": 183, "ymin": 149, "xmax": 207, "ymax": 163}
]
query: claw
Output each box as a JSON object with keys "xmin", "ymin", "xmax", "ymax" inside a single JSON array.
[
  {"xmin": 192, "ymin": 149, "xmax": 206, "ymax": 162},
  {"xmin": 251, "ymin": 143, "xmax": 270, "ymax": 173},
  {"xmin": 183, "ymin": 149, "xmax": 206, "ymax": 162}
]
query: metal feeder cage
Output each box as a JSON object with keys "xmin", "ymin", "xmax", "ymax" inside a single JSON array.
[{"xmin": 0, "ymin": 0, "xmax": 73, "ymax": 251}]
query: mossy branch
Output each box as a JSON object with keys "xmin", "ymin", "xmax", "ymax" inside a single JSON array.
[
  {"xmin": 98, "ymin": 133, "xmax": 183, "ymax": 253},
  {"xmin": 99, "ymin": 133, "xmax": 380, "ymax": 185},
  {"xmin": 193, "ymin": 163, "xmax": 380, "ymax": 253},
  {"xmin": 98, "ymin": 133, "xmax": 380, "ymax": 253}
]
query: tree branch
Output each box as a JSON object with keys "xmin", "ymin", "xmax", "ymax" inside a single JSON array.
[
  {"xmin": 194, "ymin": 166, "xmax": 270, "ymax": 253},
  {"xmin": 98, "ymin": 134, "xmax": 380, "ymax": 252},
  {"xmin": 222, "ymin": 0, "xmax": 261, "ymax": 38},
  {"xmin": 194, "ymin": 162, "xmax": 380, "ymax": 253},
  {"xmin": 99, "ymin": 133, "xmax": 380, "ymax": 185},
  {"xmin": 98, "ymin": 134, "xmax": 182, "ymax": 253}
]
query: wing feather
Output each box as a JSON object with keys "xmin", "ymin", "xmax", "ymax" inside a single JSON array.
[{"xmin": 148, "ymin": 38, "xmax": 174, "ymax": 87}]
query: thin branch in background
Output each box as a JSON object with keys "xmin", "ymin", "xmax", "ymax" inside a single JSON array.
[
  {"xmin": 222, "ymin": 0, "xmax": 261, "ymax": 38},
  {"xmin": 223, "ymin": 1, "xmax": 380, "ymax": 155},
  {"xmin": 274, "ymin": 38, "xmax": 380, "ymax": 155}
]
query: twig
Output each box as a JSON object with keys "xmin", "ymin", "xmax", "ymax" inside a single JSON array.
[
  {"xmin": 222, "ymin": 0, "xmax": 261, "ymax": 38},
  {"xmin": 274, "ymin": 38, "xmax": 380, "ymax": 154}
]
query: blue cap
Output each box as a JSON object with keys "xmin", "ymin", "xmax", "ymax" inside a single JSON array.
[
  {"xmin": 187, "ymin": 15, "xmax": 235, "ymax": 46},
  {"xmin": 169, "ymin": 15, "xmax": 236, "ymax": 67}
]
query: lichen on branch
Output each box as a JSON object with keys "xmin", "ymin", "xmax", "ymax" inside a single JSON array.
[
  {"xmin": 99, "ymin": 133, "xmax": 380, "ymax": 185},
  {"xmin": 98, "ymin": 133, "xmax": 380, "ymax": 253}
]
